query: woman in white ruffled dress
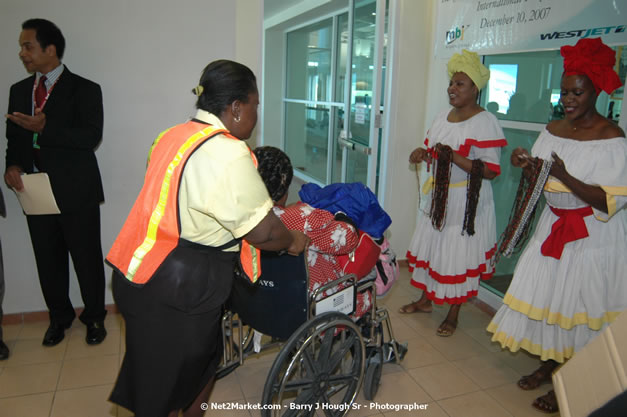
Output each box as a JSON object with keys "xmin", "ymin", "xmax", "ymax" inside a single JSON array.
[
  {"xmin": 401, "ymin": 50, "xmax": 507, "ymax": 337},
  {"xmin": 487, "ymin": 37, "xmax": 627, "ymax": 413}
]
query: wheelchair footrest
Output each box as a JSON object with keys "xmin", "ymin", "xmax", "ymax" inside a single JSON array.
[{"xmin": 382, "ymin": 341, "xmax": 408, "ymax": 363}]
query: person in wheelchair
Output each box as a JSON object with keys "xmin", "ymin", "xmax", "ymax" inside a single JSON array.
[{"xmin": 253, "ymin": 146, "xmax": 374, "ymax": 318}]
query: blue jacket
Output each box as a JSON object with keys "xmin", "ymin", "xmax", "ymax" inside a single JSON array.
[{"xmin": 299, "ymin": 182, "xmax": 391, "ymax": 238}]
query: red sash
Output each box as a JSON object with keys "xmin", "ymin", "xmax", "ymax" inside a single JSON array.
[{"xmin": 541, "ymin": 205, "xmax": 593, "ymax": 259}]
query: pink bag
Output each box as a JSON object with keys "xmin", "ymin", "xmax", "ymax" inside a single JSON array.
[{"xmin": 374, "ymin": 237, "xmax": 399, "ymax": 297}]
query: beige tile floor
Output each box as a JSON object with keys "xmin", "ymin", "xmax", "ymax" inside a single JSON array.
[{"xmin": 0, "ymin": 267, "xmax": 560, "ymax": 417}]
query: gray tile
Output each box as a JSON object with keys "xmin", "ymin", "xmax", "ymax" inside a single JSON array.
[{"xmin": 438, "ymin": 390, "xmax": 514, "ymax": 417}]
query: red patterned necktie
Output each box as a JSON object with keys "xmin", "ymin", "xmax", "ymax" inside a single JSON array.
[
  {"xmin": 33, "ymin": 75, "xmax": 47, "ymax": 170},
  {"xmin": 35, "ymin": 75, "xmax": 47, "ymax": 109}
]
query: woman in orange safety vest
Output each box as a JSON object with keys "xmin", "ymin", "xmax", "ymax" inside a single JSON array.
[{"xmin": 107, "ymin": 60, "xmax": 308, "ymax": 417}]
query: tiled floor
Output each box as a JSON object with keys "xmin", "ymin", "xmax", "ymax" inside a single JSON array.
[{"xmin": 0, "ymin": 266, "xmax": 560, "ymax": 417}]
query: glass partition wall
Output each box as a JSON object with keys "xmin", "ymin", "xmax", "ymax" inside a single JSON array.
[
  {"xmin": 284, "ymin": 17, "xmax": 342, "ymax": 184},
  {"xmin": 479, "ymin": 46, "xmax": 626, "ymax": 297},
  {"xmin": 283, "ymin": 0, "xmax": 388, "ymax": 190}
]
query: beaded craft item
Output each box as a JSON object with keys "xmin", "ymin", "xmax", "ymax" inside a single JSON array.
[
  {"xmin": 494, "ymin": 157, "xmax": 552, "ymax": 263},
  {"xmin": 462, "ymin": 159, "xmax": 484, "ymax": 236},
  {"xmin": 430, "ymin": 145, "xmax": 453, "ymax": 231}
]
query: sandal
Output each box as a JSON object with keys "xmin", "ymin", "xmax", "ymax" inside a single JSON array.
[
  {"xmin": 436, "ymin": 319, "xmax": 457, "ymax": 337},
  {"xmin": 398, "ymin": 300, "xmax": 433, "ymax": 314},
  {"xmin": 532, "ymin": 390, "xmax": 559, "ymax": 413},
  {"xmin": 518, "ymin": 361, "xmax": 557, "ymax": 391}
]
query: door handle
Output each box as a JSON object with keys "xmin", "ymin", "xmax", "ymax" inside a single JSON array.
[{"xmin": 338, "ymin": 136, "xmax": 372, "ymax": 155}]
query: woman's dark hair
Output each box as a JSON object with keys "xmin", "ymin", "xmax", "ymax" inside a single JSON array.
[
  {"xmin": 22, "ymin": 19, "xmax": 66, "ymax": 59},
  {"xmin": 195, "ymin": 60, "xmax": 257, "ymax": 115},
  {"xmin": 253, "ymin": 146, "xmax": 293, "ymax": 202}
]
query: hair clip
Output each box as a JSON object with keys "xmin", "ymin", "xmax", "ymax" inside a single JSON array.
[{"xmin": 193, "ymin": 85, "xmax": 204, "ymax": 96}]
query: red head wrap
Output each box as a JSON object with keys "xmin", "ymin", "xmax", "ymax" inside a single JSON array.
[{"xmin": 561, "ymin": 38, "xmax": 622, "ymax": 95}]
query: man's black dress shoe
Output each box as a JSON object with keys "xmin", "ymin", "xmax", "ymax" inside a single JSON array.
[
  {"xmin": 42, "ymin": 322, "xmax": 71, "ymax": 347},
  {"xmin": 0, "ymin": 339, "xmax": 9, "ymax": 360},
  {"xmin": 86, "ymin": 322, "xmax": 107, "ymax": 345}
]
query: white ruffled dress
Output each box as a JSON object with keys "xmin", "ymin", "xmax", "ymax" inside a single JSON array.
[
  {"xmin": 487, "ymin": 130, "xmax": 627, "ymax": 363},
  {"xmin": 406, "ymin": 109, "xmax": 507, "ymax": 304}
]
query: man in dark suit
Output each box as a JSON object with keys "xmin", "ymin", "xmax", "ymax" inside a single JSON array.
[
  {"xmin": 4, "ymin": 19, "xmax": 107, "ymax": 346},
  {"xmin": 0, "ymin": 186, "xmax": 8, "ymax": 360}
]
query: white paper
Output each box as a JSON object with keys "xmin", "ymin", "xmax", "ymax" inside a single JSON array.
[
  {"xmin": 15, "ymin": 173, "xmax": 60, "ymax": 215},
  {"xmin": 314, "ymin": 285, "xmax": 355, "ymax": 316},
  {"xmin": 253, "ymin": 330, "xmax": 263, "ymax": 353},
  {"xmin": 355, "ymin": 103, "xmax": 367, "ymax": 125}
]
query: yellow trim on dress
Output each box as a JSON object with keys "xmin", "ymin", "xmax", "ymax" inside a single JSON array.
[
  {"xmin": 502, "ymin": 293, "xmax": 621, "ymax": 331},
  {"xmin": 544, "ymin": 180, "xmax": 571, "ymax": 193},
  {"xmin": 545, "ymin": 181, "xmax": 627, "ymax": 196},
  {"xmin": 601, "ymin": 186, "xmax": 624, "ymax": 219},
  {"xmin": 545, "ymin": 181, "xmax": 626, "ymax": 221},
  {"xmin": 600, "ymin": 185, "xmax": 627, "ymax": 196},
  {"xmin": 422, "ymin": 176, "xmax": 468, "ymax": 195},
  {"xmin": 487, "ymin": 323, "xmax": 573, "ymax": 363}
]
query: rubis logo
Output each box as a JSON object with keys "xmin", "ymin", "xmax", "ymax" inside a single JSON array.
[{"xmin": 446, "ymin": 25, "xmax": 469, "ymax": 44}]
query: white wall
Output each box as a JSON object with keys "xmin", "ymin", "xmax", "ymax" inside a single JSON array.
[
  {"xmin": 261, "ymin": 27, "xmax": 285, "ymax": 149},
  {"xmin": 0, "ymin": 0, "xmax": 263, "ymax": 315},
  {"xmin": 382, "ymin": 0, "xmax": 451, "ymax": 258}
]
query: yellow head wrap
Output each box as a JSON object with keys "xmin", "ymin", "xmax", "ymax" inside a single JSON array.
[{"xmin": 447, "ymin": 49, "xmax": 490, "ymax": 90}]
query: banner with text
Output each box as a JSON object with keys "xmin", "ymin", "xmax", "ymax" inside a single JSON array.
[{"xmin": 435, "ymin": 0, "xmax": 627, "ymax": 57}]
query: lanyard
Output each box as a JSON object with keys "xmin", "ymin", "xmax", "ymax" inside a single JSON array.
[{"xmin": 31, "ymin": 76, "xmax": 59, "ymax": 149}]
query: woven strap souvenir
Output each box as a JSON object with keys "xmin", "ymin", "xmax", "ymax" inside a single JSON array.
[
  {"xmin": 462, "ymin": 159, "xmax": 484, "ymax": 236},
  {"xmin": 429, "ymin": 145, "xmax": 453, "ymax": 231},
  {"xmin": 494, "ymin": 157, "xmax": 552, "ymax": 262}
]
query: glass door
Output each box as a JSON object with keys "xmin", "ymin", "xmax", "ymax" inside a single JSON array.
[
  {"xmin": 282, "ymin": 0, "xmax": 387, "ymax": 192},
  {"xmin": 338, "ymin": 0, "xmax": 387, "ymax": 191},
  {"xmin": 284, "ymin": 17, "xmax": 336, "ymax": 184}
]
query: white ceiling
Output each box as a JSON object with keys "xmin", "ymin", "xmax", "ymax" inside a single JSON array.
[{"xmin": 264, "ymin": 0, "xmax": 305, "ymax": 19}]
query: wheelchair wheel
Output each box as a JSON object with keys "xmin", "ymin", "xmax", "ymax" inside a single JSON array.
[
  {"xmin": 363, "ymin": 348, "xmax": 382, "ymax": 400},
  {"xmin": 261, "ymin": 312, "xmax": 365, "ymax": 417},
  {"xmin": 362, "ymin": 320, "xmax": 384, "ymax": 401}
]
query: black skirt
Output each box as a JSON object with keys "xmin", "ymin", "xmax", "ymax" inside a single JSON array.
[{"xmin": 110, "ymin": 240, "xmax": 237, "ymax": 417}]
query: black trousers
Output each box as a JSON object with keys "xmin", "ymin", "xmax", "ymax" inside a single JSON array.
[
  {"xmin": 26, "ymin": 205, "xmax": 106, "ymax": 325},
  {"xmin": 110, "ymin": 241, "xmax": 235, "ymax": 416},
  {"xmin": 0, "ymin": 239, "xmax": 4, "ymax": 340}
]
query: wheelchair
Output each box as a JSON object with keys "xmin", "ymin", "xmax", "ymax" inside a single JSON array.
[{"xmin": 218, "ymin": 250, "xmax": 407, "ymax": 416}]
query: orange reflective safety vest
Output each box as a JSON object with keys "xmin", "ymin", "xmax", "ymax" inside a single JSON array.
[{"xmin": 106, "ymin": 120, "xmax": 262, "ymax": 285}]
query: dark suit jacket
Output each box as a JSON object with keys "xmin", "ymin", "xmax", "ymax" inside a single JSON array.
[{"xmin": 5, "ymin": 66, "xmax": 104, "ymax": 212}]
